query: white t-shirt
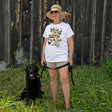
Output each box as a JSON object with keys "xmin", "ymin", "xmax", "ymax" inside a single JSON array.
[{"xmin": 43, "ymin": 22, "xmax": 74, "ymax": 62}]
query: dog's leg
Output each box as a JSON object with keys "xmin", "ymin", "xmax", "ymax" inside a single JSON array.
[
  {"xmin": 26, "ymin": 95, "xmax": 30, "ymax": 106},
  {"xmin": 40, "ymin": 90, "xmax": 44, "ymax": 99},
  {"xmin": 38, "ymin": 90, "xmax": 41, "ymax": 99}
]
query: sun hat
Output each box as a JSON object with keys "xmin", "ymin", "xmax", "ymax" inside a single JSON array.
[{"xmin": 46, "ymin": 4, "xmax": 66, "ymax": 20}]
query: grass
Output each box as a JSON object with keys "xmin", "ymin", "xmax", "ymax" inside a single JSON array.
[{"xmin": 0, "ymin": 64, "xmax": 112, "ymax": 112}]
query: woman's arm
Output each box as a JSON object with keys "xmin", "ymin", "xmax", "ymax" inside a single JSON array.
[
  {"xmin": 67, "ymin": 36, "xmax": 74, "ymax": 65},
  {"xmin": 41, "ymin": 38, "xmax": 47, "ymax": 66}
]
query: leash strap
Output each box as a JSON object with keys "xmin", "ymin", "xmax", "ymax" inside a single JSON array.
[
  {"xmin": 40, "ymin": 63, "xmax": 75, "ymax": 86},
  {"xmin": 40, "ymin": 65, "xmax": 46, "ymax": 78},
  {"xmin": 68, "ymin": 65, "xmax": 75, "ymax": 86},
  {"xmin": 45, "ymin": 63, "xmax": 69, "ymax": 70},
  {"xmin": 40, "ymin": 63, "xmax": 68, "ymax": 77}
]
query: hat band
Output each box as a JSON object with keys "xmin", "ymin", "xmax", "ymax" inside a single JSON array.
[{"xmin": 51, "ymin": 7, "xmax": 62, "ymax": 11}]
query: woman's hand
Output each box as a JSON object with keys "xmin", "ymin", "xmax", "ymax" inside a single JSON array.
[{"xmin": 41, "ymin": 58, "xmax": 46, "ymax": 66}]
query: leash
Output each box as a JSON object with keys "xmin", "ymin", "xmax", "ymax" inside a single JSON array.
[
  {"xmin": 40, "ymin": 63, "xmax": 75, "ymax": 86},
  {"xmin": 68, "ymin": 65, "xmax": 75, "ymax": 86}
]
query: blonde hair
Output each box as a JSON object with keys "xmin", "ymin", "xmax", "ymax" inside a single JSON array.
[{"xmin": 59, "ymin": 12, "xmax": 63, "ymax": 21}]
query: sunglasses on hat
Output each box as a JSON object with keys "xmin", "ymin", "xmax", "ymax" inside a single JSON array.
[{"xmin": 50, "ymin": 11, "xmax": 59, "ymax": 14}]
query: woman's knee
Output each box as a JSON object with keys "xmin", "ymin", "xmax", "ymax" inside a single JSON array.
[
  {"xmin": 49, "ymin": 70, "xmax": 57, "ymax": 81},
  {"xmin": 60, "ymin": 75, "xmax": 69, "ymax": 84},
  {"xmin": 59, "ymin": 67, "xmax": 69, "ymax": 84},
  {"xmin": 50, "ymin": 75, "xmax": 57, "ymax": 81}
]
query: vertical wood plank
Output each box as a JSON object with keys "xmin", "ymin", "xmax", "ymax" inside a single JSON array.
[
  {"xmin": 19, "ymin": 0, "xmax": 22, "ymax": 48},
  {"xmin": 90, "ymin": 0, "xmax": 97, "ymax": 61},
  {"xmin": 110, "ymin": 0, "xmax": 112, "ymax": 56},
  {"xmin": 101, "ymin": 0, "xmax": 107, "ymax": 57},
  {"xmin": 0, "ymin": 1, "xmax": 1, "ymax": 39},
  {"xmin": 7, "ymin": 0, "xmax": 11, "ymax": 64},
  {"xmin": 30, "ymin": 0, "xmax": 34, "ymax": 61}
]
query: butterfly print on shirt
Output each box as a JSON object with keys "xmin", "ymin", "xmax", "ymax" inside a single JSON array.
[{"xmin": 48, "ymin": 28, "xmax": 62, "ymax": 48}]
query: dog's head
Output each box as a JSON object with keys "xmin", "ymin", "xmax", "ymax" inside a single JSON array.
[{"xmin": 25, "ymin": 64, "xmax": 39, "ymax": 79}]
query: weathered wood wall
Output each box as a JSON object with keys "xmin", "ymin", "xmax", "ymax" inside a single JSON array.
[
  {"xmin": 0, "ymin": 0, "xmax": 112, "ymax": 67},
  {"xmin": 73, "ymin": 0, "xmax": 112, "ymax": 64}
]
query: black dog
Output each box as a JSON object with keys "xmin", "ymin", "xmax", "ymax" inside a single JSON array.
[{"xmin": 21, "ymin": 64, "xmax": 43, "ymax": 105}]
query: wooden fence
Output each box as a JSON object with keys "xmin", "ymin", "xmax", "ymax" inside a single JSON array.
[{"xmin": 0, "ymin": 0, "xmax": 112, "ymax": 67}]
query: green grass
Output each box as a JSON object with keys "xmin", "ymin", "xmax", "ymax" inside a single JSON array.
[{"xmin": 0, "ymin": 64, "xmax": 112, "ymax": 112}]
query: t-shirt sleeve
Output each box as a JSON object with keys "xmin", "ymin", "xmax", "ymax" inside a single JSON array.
[
  {"xmin": 66, "ymin": 23, "xmax": 74, "ymax": 38},
  {"xmin": 43, "ymin": 26, "xmax": 49, "ymax": 38}
]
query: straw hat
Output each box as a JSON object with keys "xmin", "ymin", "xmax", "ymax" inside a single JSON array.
[{"xmin": 46, "ymin": 4, "xmax": 65, "ymax": 20}]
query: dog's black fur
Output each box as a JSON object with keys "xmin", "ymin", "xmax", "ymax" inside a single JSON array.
[{"xmin": 21, "ymin": 64, "xmax": 43, "ymax": 105}]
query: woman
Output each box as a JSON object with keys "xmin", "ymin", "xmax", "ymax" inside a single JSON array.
[{"xmin": 41, "ymin": 4, "xmax": 74, "ymax": 110}]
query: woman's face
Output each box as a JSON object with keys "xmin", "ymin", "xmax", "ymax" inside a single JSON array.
[{"xmin": 51, "ymin": 10, "xmax": 60, "ymax": 21}]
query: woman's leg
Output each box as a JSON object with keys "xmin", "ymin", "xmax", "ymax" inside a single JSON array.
[
  {"xmin": 48, "ymin": 69, "xmax": 57, "ymax": 102},
  {"xmin": 59, "ymin": 66, "xmax": 71, "ymax": 110}
]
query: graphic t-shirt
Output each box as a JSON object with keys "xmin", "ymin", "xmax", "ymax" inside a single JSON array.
[{"xmin": 43, "ymin": 22, "xmax": 74, "ymax": 62}]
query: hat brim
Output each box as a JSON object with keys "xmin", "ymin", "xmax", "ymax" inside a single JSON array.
[{"xmin": 46, "ymin": 10, "xmax": 66, "ymax": 20}]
